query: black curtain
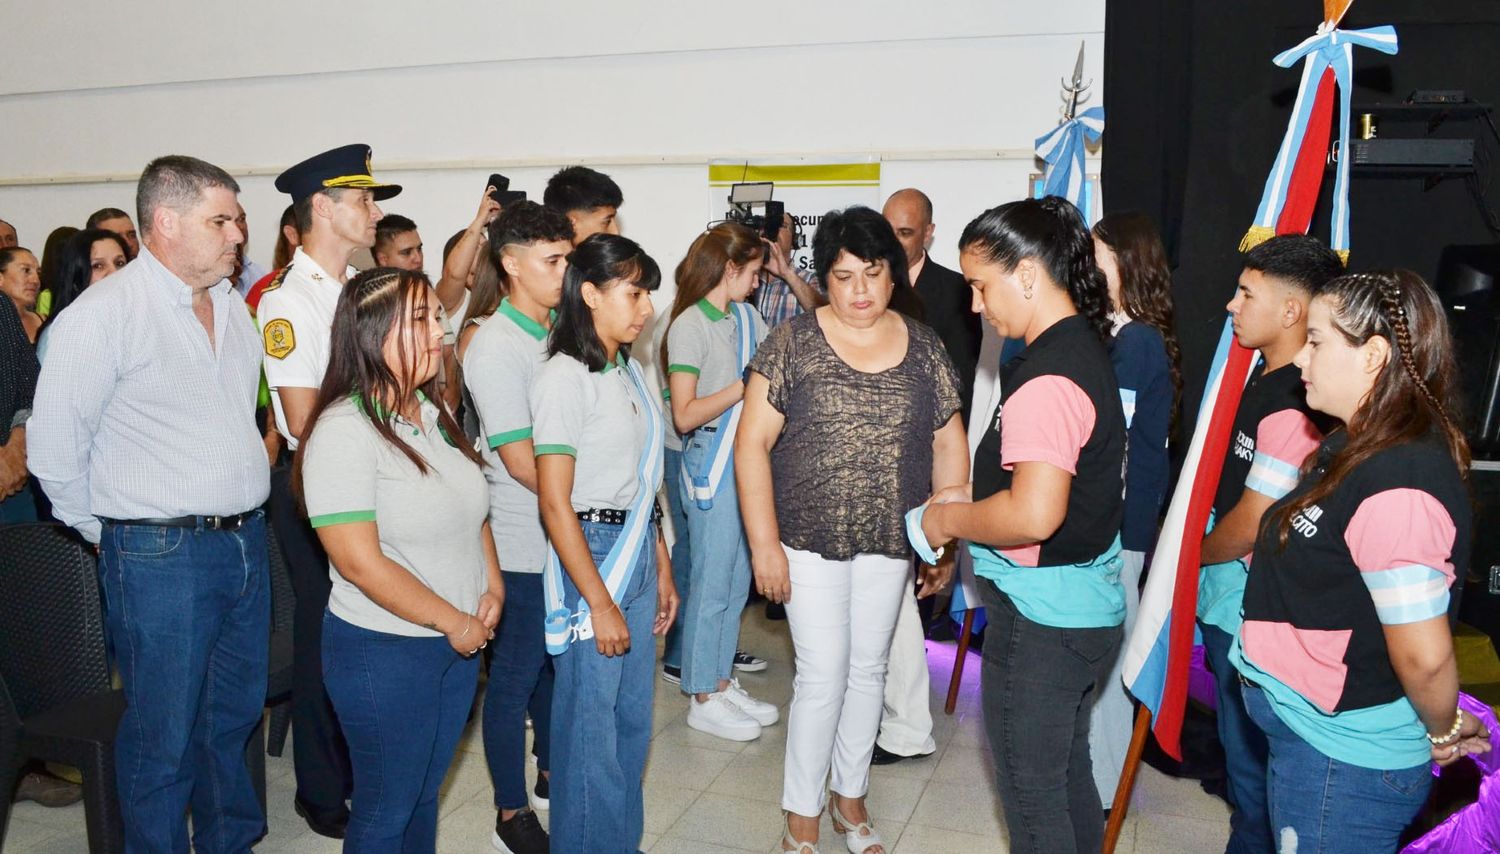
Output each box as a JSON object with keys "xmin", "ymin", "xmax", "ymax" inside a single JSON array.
[{"xmin": 1103, "ymin": 0, "xmax": 1500, "ymax": 423}]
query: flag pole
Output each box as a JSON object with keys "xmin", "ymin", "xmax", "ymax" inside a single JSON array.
[{"xmin": 1102, "ymin": 705, "xmax": 1153, "ymax": 853}]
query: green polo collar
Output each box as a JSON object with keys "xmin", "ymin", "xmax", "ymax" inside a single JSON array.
[
  {"xmin": 498, "ymin": 297, "xmax": 553, "ymax": 341},
  {"xmin": 350, "ymin": 390, "xmax": 452, "ymax": 443},
  {"xmin": 696, "ymin": 298, "xmax": 728, "ymax": 322},
  {"xmin": 598, "ymin": 351, "xmax": 629, "ymax": 374}
]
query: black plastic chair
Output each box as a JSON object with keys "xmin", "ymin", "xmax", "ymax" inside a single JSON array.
[
  {"xmin": 0, "ymin": 522, "xmax": 271, "ymax": 851},
  {"xmin": 0, "ymin": 523, "xmax": 124, "ymax": 853}
]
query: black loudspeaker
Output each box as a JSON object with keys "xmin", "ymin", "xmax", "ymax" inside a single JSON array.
[
  {"xmin": 1435, "ymin": 244, "xmax": 1500, "ymax": 455},
  {"xmin": 1461, "ymin": 466, "xmax": 1500, "ymax": 653}
]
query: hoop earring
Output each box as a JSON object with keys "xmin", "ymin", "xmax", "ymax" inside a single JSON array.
[{"xmin": 1023, "ymin": 285, "xmax": 1034, "ymax": 300}]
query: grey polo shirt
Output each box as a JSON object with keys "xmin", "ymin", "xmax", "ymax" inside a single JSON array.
[
  {"xmin": 302, "ymin": 395, "xmax": 489, "ymax": 637},
  {"xmin": 462, "ymin": 298, "xmax": 552, "ymax": 574},
  {"xmin": 665, "ymin": 298, "xmax": 768, "ymax": 430},
  {"xmin": 531, "ymin": 352, "xmax": 657, "ymax": 511}
]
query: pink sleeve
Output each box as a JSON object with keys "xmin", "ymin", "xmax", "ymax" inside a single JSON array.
[
  {"xmin": 1345, "ymin": 488, "xmax": 1457, "ymax": 625},
  {"xmin": 1000, "ymin": 375, "xmax": 1095, "ymax": 474},
  {"xmin": 1245, "ymin": 409, "xmax": 1322, "ymax": 499},
  {"xmin": 1257, "ymin": 409, "xmax": 1322, "ymax": 463}
]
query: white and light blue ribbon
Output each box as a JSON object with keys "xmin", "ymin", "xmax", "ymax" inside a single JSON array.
[
  {"xmin": 904, "ymin": 504, "xmax": 941, "ymax": 565},
  {"xmin": 1247, "ymin": 25, "xmax": 1398, "ymax": 255},
  {"xmin": 681, "ymin": 302, "xmax": 758, "ymax": 510},
  {"xmin": 542, "ymin": 360, "xmax": 665, "ymax": 656},
  {"xmin": 1035, "ymin": 105, "xmax": 1105, "ymax": 222}
]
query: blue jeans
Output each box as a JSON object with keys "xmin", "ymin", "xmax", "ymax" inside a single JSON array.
[
  {"xmin": 979, "ymin": 581, "xmax": 1120, "ymax": 854},
  {"xmin": 323, "ymin": 612, "xmax": 480, "ymax": 853},
  {"xmin": 483, "ymin": 571, "xmax": 553, "ymax": 810},
  {"xmin": 549, "ymin": 520, "xmax": 658, "ymax": 854},
  {"xmin": 1242, "ymin": 683, "xmax": 1431, "ymax": 854},
  {"xmin": 679, "ymin": 438, "xmax": 750, "ymax": 695},
  {"xmin": 1200, "ymin": 622, "xmax": 1273, "ymax": 854},
  {"xmin": 0, "ymin": 482, "xmax": 37, "ymax": 523},
  {"xmin": 661, "ymin": 446, "xmax": 691, "ymax": 670},
  {"xmin": 100, "ymin": 514, "xmax": 270, "ymax": 854}
]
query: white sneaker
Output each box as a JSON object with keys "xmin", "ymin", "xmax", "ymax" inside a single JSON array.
[
  {"xmin": 724, "ymin": 678, "xmax": 780, "ymax": 726},
  {"xmin": 687, "ymin": 692, "xmax": 762, "ymax": 741}
]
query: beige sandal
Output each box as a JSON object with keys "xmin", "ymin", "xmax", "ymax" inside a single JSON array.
[
  {"xmin": 828, "ymin": 797, "xmax": 884, "ymax": 854},
  {"xmin": 782, "ymin": 811, "xmax": 820, "ymax": 853}
]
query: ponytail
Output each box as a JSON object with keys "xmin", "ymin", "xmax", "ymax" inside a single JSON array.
[{"xmin": 958, "ymin": 195, "xmax": 1112, "ymax": 342}]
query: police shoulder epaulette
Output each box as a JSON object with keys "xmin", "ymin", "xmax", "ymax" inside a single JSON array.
[{"xmin": 261, "ymin": 266, "xmax": 291, "ymax": 294}]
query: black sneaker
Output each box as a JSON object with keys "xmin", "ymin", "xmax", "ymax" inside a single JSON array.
[
  {"xmin": 732, "ymin": 649, "xmax": 767, "ymax": 672},
  {"xmin": 661, "ymin": 663, "xmax": 682, "ymax": 684},
  {"xmin": 530, "ymin": 773, "xmax": 549, "ymax": 811},
  {"xmin": 492, "ymin": 809, "xmax": 549, "ymax": 854}
]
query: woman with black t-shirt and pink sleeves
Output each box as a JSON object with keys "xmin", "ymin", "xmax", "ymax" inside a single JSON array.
[
  {"xmin": 1229, "ymin": 270, "xmax": 1489, "ymax": 852},
  {"xmin": 914, "ymin": 196, "xmax": 1127, "ymax": 854}
]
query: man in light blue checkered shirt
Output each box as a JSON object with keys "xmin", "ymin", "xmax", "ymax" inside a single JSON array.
[{"xmin": 29, "ymin": 155, "xmax": 272, "ymax": 853}]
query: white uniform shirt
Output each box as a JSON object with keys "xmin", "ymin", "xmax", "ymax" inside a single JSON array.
[{"xmin": 257, "ymin": 246, "xmax": 358, "ymax": 449}]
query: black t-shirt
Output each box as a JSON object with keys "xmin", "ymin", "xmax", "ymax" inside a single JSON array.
[
  {"xmin": 1241, "ymin": 433, "xmax": 1470, "ymax": 712},
  {"xmin": 1213, "ymin": 361, "xmax": 1326, "ymax": 519},
  {"xmin": 973, "ymin": 314, "xmax": 1125, "ymax": 565}
]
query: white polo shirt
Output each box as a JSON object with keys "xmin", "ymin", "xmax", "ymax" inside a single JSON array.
[{"xmin": 257, "ymin": 247, "xmax": 357, "ymax": 449}]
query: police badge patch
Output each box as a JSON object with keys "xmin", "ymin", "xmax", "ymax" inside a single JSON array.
[{"xmin": 263, "ymin": 318, "xmax": 296, "ymax": 359}]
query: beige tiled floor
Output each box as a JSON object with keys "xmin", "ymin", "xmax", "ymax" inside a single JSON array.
[{"xmin": 4, "ymin": 609, "xmax": 1231, "ymax": 852}]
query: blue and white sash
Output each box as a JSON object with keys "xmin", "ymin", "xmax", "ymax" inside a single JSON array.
[
  {"xmin": 542, "ymin": 359, "xmax": 664, "ymax": 655},
  {"xmin": 680, "ymin": 301, "xmax": 757, "ymax": 510}
]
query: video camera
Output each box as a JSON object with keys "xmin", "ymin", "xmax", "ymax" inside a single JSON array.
[{"xmin": 725, "ymin": 182, "xmax": 804, "ymax": 249}]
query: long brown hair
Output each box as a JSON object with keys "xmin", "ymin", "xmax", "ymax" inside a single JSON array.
[
  {"xmin": 1269, "ymin": 269, "xmax": 1469, "ymax": 545},
  {"xmin": 293, "ymin": 268, "xmax": 482, "ymax": 503},
  {"xmin": 659, "ymin": 222, "xmax": 763, "ymax": 377},
  {"xmin": 1093, "ymin": 211, "xmax": 1184, "ymax": 433}
]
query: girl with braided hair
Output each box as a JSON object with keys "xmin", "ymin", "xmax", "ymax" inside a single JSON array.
[
  {"xmin": 1232, "ymin": 269, "xmax": 1491, "ymax": 852},
  {"xmin": 917, "ymin": 195, "xmax": 1127, "ymax": 854}
]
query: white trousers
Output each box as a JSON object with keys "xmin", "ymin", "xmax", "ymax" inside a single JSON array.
[
  {"xmin": 781, "ymin": 544, "xmax": 910, "ymax": 817},
  {"xmin": 876, "ymin": 572, "xmax": 936, "ymax": 756},
  {"xmin": 1087, "ymin": 548, "xmax": 1146, "ymax": 804}
]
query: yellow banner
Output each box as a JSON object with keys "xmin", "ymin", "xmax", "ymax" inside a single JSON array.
[{"xmin": 708, "ymin": 162, "xmax": 880, "ymax": 186}]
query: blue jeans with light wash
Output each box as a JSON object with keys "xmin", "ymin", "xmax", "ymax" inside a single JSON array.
[
  {"xmin": 99, "ymin": 513, "xmax": 270, "ymax": 854},
  {"xmin": 483, "ymin": 571, "xmax": 553, "ymax": 810},
  {"xmin": 1242, "ymin": 683, "xmax": 1431, "ymax": 854},
  {"xmin": 549, "ymin": 520, "xmax": 658, "ymax": 854},
  {"xmin": 679, "ymin": 435, "xmax": 751, "ymax": 695},
  {"xmin": 661, "ymin": 446, "xmax": 692, "ymax": 670},
  {"xmin": 1200, "ymin": 622, "xmax": 1274, "ymax": 854},
  {"xmin": 322, "ymin": 611, "xmax": 480, "ymax": 854}
]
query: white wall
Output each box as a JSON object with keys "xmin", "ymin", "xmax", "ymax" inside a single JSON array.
[{"xmin": 0, "ymin": 0, "xmax": 1104, "ymax": 341}]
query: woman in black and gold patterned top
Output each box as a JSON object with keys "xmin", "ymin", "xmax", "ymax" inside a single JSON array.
[{"xmin": 736, "ymin": 206, "xmax": 968, "ymax": 854}]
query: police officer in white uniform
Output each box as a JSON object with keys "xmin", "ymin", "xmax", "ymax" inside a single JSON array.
[{"xmin": 258, "ymin": 143, "xmax": 400, "ymax": 839}]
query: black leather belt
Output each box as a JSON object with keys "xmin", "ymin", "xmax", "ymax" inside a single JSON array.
[
  {"xmin": 576, "ymin": 503, "xmax": 664, "ymax": 527},
  {"xmin": 100, "ymin": 510, "xmax": 261, "ymax": 531}
]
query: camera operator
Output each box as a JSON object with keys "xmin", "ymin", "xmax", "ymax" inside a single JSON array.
[{"xmin": 752, "ymin": 211, "xmax": 823, "ymax": 328}]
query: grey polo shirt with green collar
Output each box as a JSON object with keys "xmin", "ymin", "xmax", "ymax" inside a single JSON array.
[
  {"xmin": 531, "ymin": 351, "xmax": 657, "ymax": 512},
  {"xmin": 665, "ymin": 297, "xmax": 768, "ymax": 430},
  {"xmin": 463, "ymin": 297, "xmax": 555, "ymax": 573},
  {"xmin": 302, "ymin": 394, "xmax": 489, "ymax": 637}
]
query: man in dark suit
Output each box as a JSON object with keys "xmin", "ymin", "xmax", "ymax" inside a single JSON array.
[
  {"xmin": 883, "ymin": 188, "xmax": 981, "ymax": 419},
  {"xmin": 870, "ymin": 188, "xmax": 982, "ymax": 765}
]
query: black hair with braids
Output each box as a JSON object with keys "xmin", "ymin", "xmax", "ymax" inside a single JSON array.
[
  {"xmin": 1268, "ymin": 269, "xmax": 1469, "ymax": 546},
  {"xmin": 958, "ymin": 195, "xmax": 1112, "ymax": 342}
]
